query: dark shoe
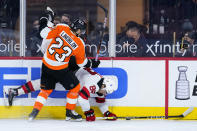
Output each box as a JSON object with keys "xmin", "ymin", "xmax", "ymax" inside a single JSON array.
[
  {"xmin": 8, "ymin": 88, "xmax": 18, "ymax": 106},
  {"xmin": 28, "ymin": 108, "xmax": 40, "ymax": 121},
  {"xmin": 66, "ymin": 109, "xmax": 82, "ymax": 121}
]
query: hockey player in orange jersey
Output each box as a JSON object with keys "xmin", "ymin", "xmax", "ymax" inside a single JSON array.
[
  {"xmin": 5, "ymin": 7, "xmax": 117, "ymax": 121},
  {"xmin": 27, "ymin": 8, "xmax": 100, "ymax": 121}
]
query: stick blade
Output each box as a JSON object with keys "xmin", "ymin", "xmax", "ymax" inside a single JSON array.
[{"xmin": 182, "ymin": 107, "xmax": 194, "ymax": 117}]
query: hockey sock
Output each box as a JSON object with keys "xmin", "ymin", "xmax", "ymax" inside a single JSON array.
[
  {"xmin": 95, "ymin": 97, "xmax": 108, "ymax": 114},
  {"xmin": 79, "ymin": 86, "xmax": 90, "ymax": 100},
  {"xmin": 78, "ymin": 86, "xmax": 91, "ymax": 112},
  {"xmin": 17, "ymin": 81, "xmax": 35, "ymax": 95},
  {"xmin": 33, "ymin": 89, "xmax": 53, "ymax": 111},
  {"xmin": 66, "ymin": 84, "xmax": 80, "ymax": 110},
  {"xmin": 17, "ymin": 80, "xmax": 41, "ymax": 95}
]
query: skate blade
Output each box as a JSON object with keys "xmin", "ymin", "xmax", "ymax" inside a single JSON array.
[
  {"xmin": 28, "ymin": 116, "xmax": 35, "ymax": 122},
  {"xmin": 65, "ymin": 117, "xmax": 82, "ymax": 122}
]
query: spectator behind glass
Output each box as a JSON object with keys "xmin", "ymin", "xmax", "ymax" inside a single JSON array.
[
  {"xmin": 88, "ymin": 22, "xmax": 109, "ymax": 57},
  {"xmin": 0, "ymin": 0, "xmax": 19, "ymax": 56},
  {"xmin": 116, "ymin": 21, "xmax": 149, "ymax": 57},
  {"xmin": 53, "ymin": 16, "xmax": 61, "ymax": 26},
  {"xmin": 176, "ymin": 19, "xmax": 197, "ymax": 57},
  {"xmin": 61, "ymin": 14, "xmax": 71, "ymax": 25},
  {"xmin": 26, "ymin": 19, "xmax": 42, "ymax": 57}
]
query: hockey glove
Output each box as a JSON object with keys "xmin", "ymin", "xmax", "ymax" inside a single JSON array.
[
  {"xmin": 84, "ymin": 109, "xmax": 96, "ymax": 121},
  {"xmin": 104, "ymin": 111, "xmax": 117, "ymax": 120},
  {"xmin": 91, "ymin": 59, "xmax": 100, "ymax": 68}
]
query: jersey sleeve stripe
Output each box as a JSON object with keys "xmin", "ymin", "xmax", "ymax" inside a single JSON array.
[{"xmin": 77, "ymin": 58, "xmax": 88, "ymax": 67}]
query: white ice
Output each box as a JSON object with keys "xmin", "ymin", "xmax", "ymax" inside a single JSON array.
[{"xmin": 0, "ymin": 119, "xmax": 197, "ymax": 131}]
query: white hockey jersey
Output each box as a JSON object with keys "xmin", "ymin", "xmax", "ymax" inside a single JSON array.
[
  {"xmin": 76, "ymin": 67, "xmax": 108, "ymax": 113},
  {"xmin": 75, "ymin": 67, "xmax": 103, "ymax": 96}
]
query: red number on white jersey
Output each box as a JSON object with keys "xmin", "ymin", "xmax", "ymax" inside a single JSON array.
[{"xmin": 89, "ymin": 85, "xmax": 96, "ymax": 94}]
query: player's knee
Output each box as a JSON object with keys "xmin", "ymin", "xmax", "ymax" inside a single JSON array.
[
  {"xmin": 70, "ymin": 83, "xmax": 81, "ymax": 93},
  {"xmin": 40, "ymin": 89, "xmax": 53, "ymax": 96},
  {"xmin": 67, "ymin": 91, "xmax": 78, "ymax": 99}
]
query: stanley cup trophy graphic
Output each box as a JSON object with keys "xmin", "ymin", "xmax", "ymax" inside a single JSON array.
[{"xmin": 175, "ymin": 66, "xmax": 190, "ymax": 100}]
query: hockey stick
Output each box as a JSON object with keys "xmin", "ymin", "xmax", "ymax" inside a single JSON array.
[
  {"xmin": 96, "ymin": 107, "xmax": 194, "ymax": 120},
  {"xmin": 95, "ymin": 2, "xmax": 108, "ymax": 61}
]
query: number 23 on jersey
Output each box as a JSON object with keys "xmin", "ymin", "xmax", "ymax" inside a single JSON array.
[{"xmin": 48, "ymin": 37, "xmax": 72, "ymax": 62}]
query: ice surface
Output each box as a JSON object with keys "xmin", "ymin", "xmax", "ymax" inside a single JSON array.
[{"xmin": 0, "ymin": 119, "xmax": 197, "ymax": 131}]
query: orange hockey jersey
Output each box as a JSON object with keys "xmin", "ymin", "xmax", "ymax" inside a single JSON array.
[{"xmin": 41, "ymin": 24, "xmax": 88, "ymax": 70}]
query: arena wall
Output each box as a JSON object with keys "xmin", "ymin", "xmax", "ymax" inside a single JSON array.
[{"xmin": 0, "ymin": 57, "xmax": 196, "ymax": 119}]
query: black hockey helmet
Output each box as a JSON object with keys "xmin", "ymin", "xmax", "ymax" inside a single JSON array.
[{"xmin": 71, "ymin": 19, "xmax": 87, "ymax": 35}]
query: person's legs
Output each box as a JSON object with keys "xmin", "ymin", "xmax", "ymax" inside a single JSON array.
[
  {"xmin": 29, "ymin": 89, "xmax": 53, "ymax": 121},
  {"xmin": 29, "ymin": 64, "xmax": 56, "ymax": 120},
  {"xmin": 66, "ymin": 84, "xmax": 80, "ymax": 110},
  {"xmin": 7, "ymin": 79, "xmax": 40, "ymax": 106},
  {"xmin": 65, "ymin": 84, "xmax": 82, "ymax": 121},
  {"xmin": 58, "ymin": 70, "xmax": 82, "ymax": 121}
]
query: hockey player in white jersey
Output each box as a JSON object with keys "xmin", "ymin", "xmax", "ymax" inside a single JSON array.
[{"xmin": 76, "ymin": 67, "xmax": 117, "ymax": 121}]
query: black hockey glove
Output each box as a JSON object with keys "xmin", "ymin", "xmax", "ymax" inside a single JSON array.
[
  {"xmin": 91, "ymin": 59, "xmax": 100, "ymax": 68},
  {"xmin": 84, "ymin": 59, "xmax": 100, "ymax": 68}
]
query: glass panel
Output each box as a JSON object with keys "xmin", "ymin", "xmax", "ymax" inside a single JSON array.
[
  {"xmin": 0, "ymin": 0, "xmax": 20, "ymax": 56},
  {"xmin": 116, "ymin": 0, "xmax": 197, "ymax": 57},
  {"xmin": 116, "ymin": 0, "xmax": 149, "ymax": 57},
  {"xmin": 148, "ymin": 0, "xmax": 197, "ymax": 57},
  {"xmin": 26, "ymin": 0, "xmax": 109, "ymax": 57}
]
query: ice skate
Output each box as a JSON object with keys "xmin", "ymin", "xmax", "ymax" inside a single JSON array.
[
  {"xmin": 66, "ymin": 109, "xmax": 82, "ymax": 121},
  {"xmin": 8, "ymin": 88, "xmax": 18, "ymax": 106},
  {"xmin": 28, "ymin": 108, "xmax": 40, "ymax": 121}
]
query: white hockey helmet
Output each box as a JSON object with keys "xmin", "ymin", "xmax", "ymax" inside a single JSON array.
[{"xmin": 103, "ymin": 77, "xmax": 116, "ymax": 94}]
